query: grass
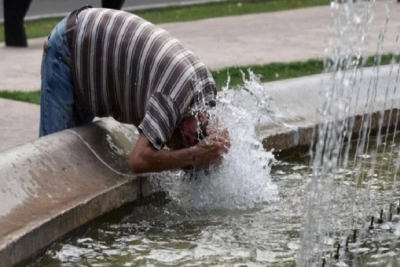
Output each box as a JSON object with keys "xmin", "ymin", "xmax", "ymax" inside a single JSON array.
[
  {"xmin": 212, "ymin": 59, "xmax": 325, "ymax": 89},
  {"xmin": 212, "ymin": 54, "xmax": 395, "ymax": 89},
  {"xmin": 0, "ymin": 0, "xmax": 330, "ymax": 43},
  {"xmin": 0, "ymin": 90, "xmax": 40, "ymax": 104},
  {"xmin": 0, "ymin": 54, "xmax": 395, "ymax": 105}
]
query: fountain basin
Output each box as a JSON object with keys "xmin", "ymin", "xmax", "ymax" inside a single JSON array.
[
  {"xmin": 0, "ymin": 119, "xmax": 160, "ymax": 267},
  {"xmin": 1, "ymin": 65, "xmax": 400, "ymax": 266}
]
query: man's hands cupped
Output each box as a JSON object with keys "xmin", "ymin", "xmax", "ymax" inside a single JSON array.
[{"xmin": 190, "ymin": 128, "xmax": 231, "ymax": 167}]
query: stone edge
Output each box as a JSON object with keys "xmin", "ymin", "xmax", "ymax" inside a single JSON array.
[
  {"xmin": 261, "ymin": 109, "xmax": 400, "ymax": 158},
  {"xmin": 0, "ymin": 177, "xmax": 147, "ymax": 267}
]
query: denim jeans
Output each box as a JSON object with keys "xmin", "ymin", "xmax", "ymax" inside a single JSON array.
[{"xmin": 39, "ymin": 17, "xmax": 93, "ymax": 137}]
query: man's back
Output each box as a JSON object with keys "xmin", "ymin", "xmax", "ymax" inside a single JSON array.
[
  {"xmin": 39, "ymin": 7, "xmax": 228, "ymax": 172},
  {"xmin": 72, "ymin": 8, "xmax": 215, "ymax": 135}
]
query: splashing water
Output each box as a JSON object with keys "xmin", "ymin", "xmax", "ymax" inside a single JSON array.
[
  {"xmin": 298, "ymin": 0, "xmax": 400, "ymax": 266},
  {"xmin": 152, "ymin": 71, "xmax": 279, "ymax": 211}
]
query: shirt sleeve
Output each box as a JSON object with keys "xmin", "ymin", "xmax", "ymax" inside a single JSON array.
[
  {"xmin": 192, "ymin": 69, "xmax": 217, "ymax": 110},
  {"xmin": 138, "ymin": 92, "xmax": 180, "ymax": 150}
]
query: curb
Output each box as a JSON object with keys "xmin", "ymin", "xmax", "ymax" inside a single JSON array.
[
  {"xmin": 0, "ymin": 119, "xmax": 161, "ymax": 267},
  {"xmin": 262, "ymin": 109, "xmax": 400, "ymax": 160},
  {"xmin": 255, "ymin": 65, "xmax": 400, "ymax": 157}
]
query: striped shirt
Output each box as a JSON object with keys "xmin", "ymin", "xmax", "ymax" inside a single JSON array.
[{"xmin": 71, "ymin": 8, "xmax": 216, "ymax": 150}]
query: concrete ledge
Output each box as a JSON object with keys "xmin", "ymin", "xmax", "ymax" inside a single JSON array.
[
  {"xmin": 0, "ymin": 119, "xmax": 147, "ymax": 267},
  {"xmin": 257, "ymin": 65, "xmax": 400, "ymax": 155},
  {"xmin": 262, "ymin": 109, "xmax": 400, "ymax": 159}
]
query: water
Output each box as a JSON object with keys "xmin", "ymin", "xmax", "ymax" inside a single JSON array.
[
  {"xmin": 28, "ymin": 131, "xmax": 400, "ymax": 267},
  {"xmin": 29, "ymin": 67, "xmax": 400, "ymax": 267},
  {"xmin": 298, "ymin": 0, "xmax": 400, "ymax": 266},
  {"xmin": 152, "ymin": 77, "xmax": 279, "ymax": 210},
  {"xmin": 27, "ymin": 1, "xmax": 400, "ymax": 266}
]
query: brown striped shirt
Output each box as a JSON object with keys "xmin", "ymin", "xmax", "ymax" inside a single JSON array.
[{"xmin": 71, "ymin": 8, "xmax": 216, "ymax": 150}]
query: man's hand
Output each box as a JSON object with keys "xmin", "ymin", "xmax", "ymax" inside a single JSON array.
[
  {"xmin": 191, "ymin": 128, "xmax": 231, "ymax": 167},
  {"xmin": 130, "ymin": 134, "xmax": 196, "ymax": 174},
  {"xmin": 129, "ymin": 128, "xmax": 231, "ymax": 174}
]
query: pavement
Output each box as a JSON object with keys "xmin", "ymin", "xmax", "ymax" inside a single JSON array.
[
  {"xmin": 0, "ymin": 0, "xmax": 224, "ymax": 21},
  {"xmin": 1, "ymin": 1, "xmax": 399, "ymax": 151}
]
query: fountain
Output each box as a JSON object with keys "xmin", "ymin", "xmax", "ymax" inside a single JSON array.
[
  {"xmin": 28, "ymin": 1, "xmax": 400, "ymax": 259},
  {"xmin": 2, "ymin": 1, "xmax": 400, "ymax": 266},
  {"xmin": 298, "ymin": 0, "xmax": 400, "ymax": 266}
]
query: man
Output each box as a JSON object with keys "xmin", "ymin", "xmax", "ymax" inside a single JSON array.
[{"xmin": 39, "ymin": 6, "xmax": 230, "ymax": 174}]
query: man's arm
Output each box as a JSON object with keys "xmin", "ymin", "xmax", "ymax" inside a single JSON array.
[{"xmin": 129, "ymin": 133, "xmax": 229, "ymax": 174}]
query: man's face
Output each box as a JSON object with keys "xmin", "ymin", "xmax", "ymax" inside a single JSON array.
[
  {"xmin": 181, "ymin": 116, "xmax": 199, "ymax": 147},
  {"xmin": 167, "ymin": 110, "xmax": 209, "ymax": 150}
]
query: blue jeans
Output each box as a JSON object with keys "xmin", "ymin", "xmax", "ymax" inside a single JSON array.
[{"xmin": 39, "ymin": 17, "xmax": 93, "ymax": 137}]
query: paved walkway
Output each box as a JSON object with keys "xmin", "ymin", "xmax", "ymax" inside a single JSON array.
[
  {"xmin": 1, "ymin": 1, "xmax": 399, "ymax": 151},
  {"xmin": 0, "ymin": 0, "xmax": 222, "ymax": 21},
  {"xmin": 0, "ymin": 99, "xmax": 39, "ymax": 151}
]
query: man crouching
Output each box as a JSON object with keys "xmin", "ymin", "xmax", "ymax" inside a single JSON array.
[{"xmin": 39, "ymin": 6, "xmax": 230, "ymax": 174}]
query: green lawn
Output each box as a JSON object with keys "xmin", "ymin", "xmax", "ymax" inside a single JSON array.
[
  {"xmin": 213, "ymin": 54, "xmax": 395, "ymax": 89},
  {"xmin": 0, "ymin": 90, "xmax": 40, "ymax": 104},
  {"xmin": 212, "ymin": 59, "xmax": 324, "ymax": 89},
  {"xmin": 0, "ymin": 0, "xmax": 330, "ymax": 43},
  {"xmin": 0, "ymin": 54, "xmax": 394, "ymax": 105}
]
